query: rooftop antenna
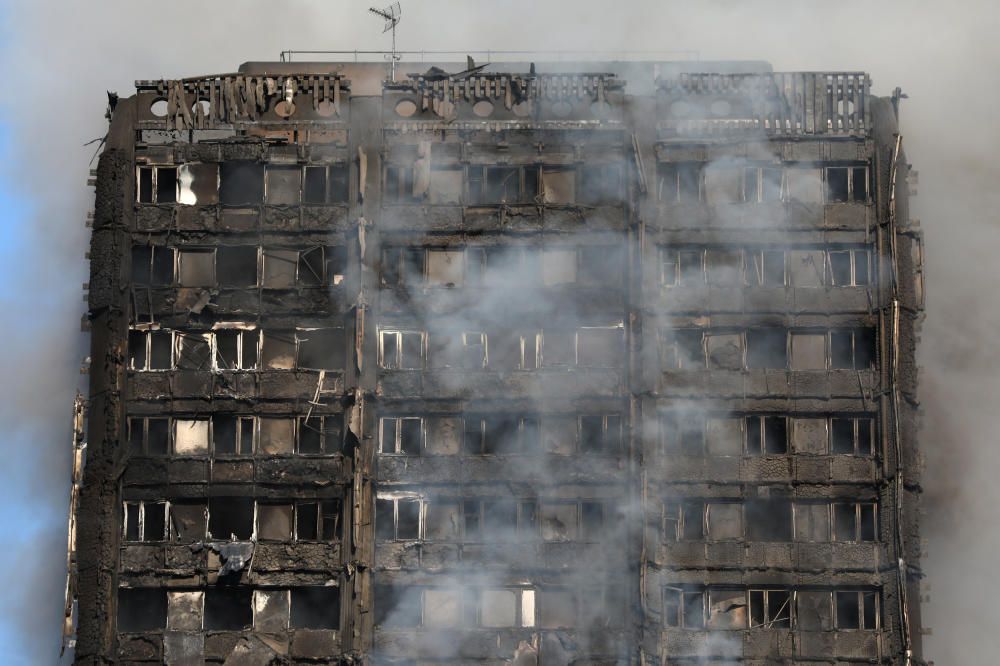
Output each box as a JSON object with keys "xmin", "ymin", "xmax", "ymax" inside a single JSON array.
[{"xmin": 369, "ymin": 3, "xmax": 402, "ymax": 80}]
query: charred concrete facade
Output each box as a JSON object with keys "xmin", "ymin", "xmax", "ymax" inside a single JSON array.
[{"xmin": 73, "ymin": 60, "xmax": 925, "ymax": 664}]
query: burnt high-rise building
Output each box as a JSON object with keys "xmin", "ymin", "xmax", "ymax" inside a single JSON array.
[{"xmin": 68, "ymin": 58, "xmax": 926, "ymax": 664}]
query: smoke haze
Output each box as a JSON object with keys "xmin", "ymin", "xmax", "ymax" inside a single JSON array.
[{"xmin": 0, "ymin": 0, "xmax": 994, "ymax": 662}]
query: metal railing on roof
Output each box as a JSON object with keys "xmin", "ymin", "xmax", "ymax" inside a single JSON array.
[{"xmin": 278, "ymin": 49, "xmax": 699, "ymax": 62}]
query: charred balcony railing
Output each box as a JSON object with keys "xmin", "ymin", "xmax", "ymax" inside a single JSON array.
[{"xmin": 657, "ymin": 72, "xmax": 871, "ymax": 138}]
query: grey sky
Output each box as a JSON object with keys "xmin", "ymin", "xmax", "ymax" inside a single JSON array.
[{"xmin": 0, "ymin": 0, "xmax": 995, "ymax": 662}]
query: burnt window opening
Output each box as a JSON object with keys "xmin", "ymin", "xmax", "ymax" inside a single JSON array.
[
  {"xmin": 660, "ymin": 329, "xmax": 705, "ymax": 369},
  {"xmin": 461, "ymin": 499, "xmax": 537, "ymax": 542},
  {"xmin": 207, "ymin": 497, "xmax": 254, "ymax": 541},
  {"xmin": 177, "ymin": 163, "xmax": 219, "ymax": 204},
  {"xmin": 830, "ymin": 328, "xmax": 877, "ymax": 369},
  {"xmin": 261, "ymin": 249, "xmax": 298, "ymax": 289},
  {"xmin": 833, "ymin": 502, "xmax": 878, "ymax": 542},
  {"xmin": 661, "ymin": 414, "xmax": 705, "ymax": 456},
  {"xmin": 664, "ymin": 586, "xmax": 706, "ymax": 629},
  {"xmin": 826, "ymin": 166, "xmax": 868, "ymax": 203},
  {"xmin": 379, "ymin": 330, "xmax": 424, "ymax": 370},
  {"xmin": 831, "ymin": 416, "xmax": 875, "ymax": 456},
  {"xmin": 123, "ymin": 500, "xmax": 167, "ymax": 542},
  {"xmin": 216, "ymin": 246, "xmax": 259, "ymax": 288},
  {"xmin": 260, "ymin": 329, "xmax": 345, "ymax": 371},
  {"xmin": 746, "ymin": 498, "xmax": 793, "ymax": 541},
  {"xmin": 173, "ymin": 418, "xmax": 210, "ymax": 456},
  {"xmin": 213, "ymin": 415, "xmax": 255, "ymax": 455},
  {"xmin": 215, "ymin": 329, "xmax": 258, "ymax": 371},
  {"xmin": 128, "ymin": 329, "xmax": 172, "ymax": 370},
  {"xmin": 746, "ymin": 416, "xmax": 788, "ymax": 455},
  {"xmin": 204, "ymin": 587, "xmax": 253, "ymax": 630},
  {"xmin": 743, "ymin": 166, "xmax": 783, "ymax": 203},
  {"xmin": 131, "ymin": 245, "xmax": 174, "ymax": 285},
  {"xmin": 829, "ymin": 248, "xmax": 871, "ymax": 287},
  {"xmin": 128, "ymin": 417, "xmax": 170, "ymax": 456},
  {"xmin": 747, "ymin": 249, "xmax": 787, "ymax": 286},
  {"xmin": 257, "ymin": 418, "xmax": 295, "ymax": 455},
  {"xmin": 380, "ymin": 247, "xmax": 425, "ymax": 287},
  {"xmin": 374, "ymin": 585, "xmax": 422, "ymax": 628},
  {"xmin": 137, "ymin": 165, "xmax": 177, "ymax": 204},
  {"xmin": 175, "ymin": 248, "xmax": 216, "ymax": 287},
  {"xmin": 298, "ymin": 415, "xmax": 342, "ymax": 454},
  {"xmin": 464, "ymin": 415, "xmax": 540, "ymax": 455},
  {"xmin": 466, "ymin": 165, "xmax": 539, "ymax": 205},
  {"xmin": 174, "ymin": 332, "xmax": 212, "ymax": 371},
  {"xmin": 485, "ymin": 330, "xmax": 540, "ymax": 371},
  {"xmin": 380, "ymin": 417, "xmax": 423, "ymax": 455},
  {"xmin": 663, "ymin": 501, "xmax": 707, "ymax": 541},
  {"xmin": 376, "ymin": 497, "xmax": 422, "ymax": 541},
  {"xmin": 168, "ymin": 502, "xmax": 207, "ymax": 541},
  {"xmin": 704, "ymin": 248, "xmax": 743, "ymax": 286},
  {"xmin": 290, "ymin": 587, "xmax": 341, "ymax": 630},
  {"xmin": 264, "ymin": 165, "xmax": 302, "ymax": 205},
  {"xmin": 299, "ymin": 246, "xmax": 347, "ymax": 286},
  {"xmin": 579, "ymin": 163, "xmax": 623, "ymax": 205},
  {"xmin": 219, "ymin": 161, "xmax": 265, "ymax": 205},
  {"xmin": 421, "ymin": 249, "xmax": 465, "ymax": 287},
  {"xmin": 579, "ymin": 414, "xmax": 622, "ymax": 454},
  {"xmin": 749, "ymin": 589, "xmax": 792, "ymax": 628},
  {"xmin": 458, "ymin": 331, "xmax": 486, "ymax": 369},
  {"xmin": 117, "ymin": 588, "xmax": 167, "ymax": 632},
  {"xmin": 746, "ymin": 329, "xmax": 788, "ymax": 369},
  {"xmin": 835, "ymin": 590, "xmax": 879, "ymax": 630},
  {"xmin": 295, "ymin": 500, "xmax": 341, "ymax": 541},
  {"xmin": 304, "ymin": 164, "xmax": 349, "ymax": 204},
  {"xmin": 706, "ymin": 502, "xmax": 743, "ymax": 540},
  {"xmin": 385, "ymin": 165, "xmax": 419, "ymax": 203},
  {"xmin": 657, "ymin": 162, "xmax": 703, "ymax": 203},
  {"xmin": 256, "ymin": 503, "xmax": 293, "ymax": 541}
]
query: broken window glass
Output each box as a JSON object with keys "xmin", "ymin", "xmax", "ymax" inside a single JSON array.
[
  {"xmin": 832, "ymin": 417, "xmax": 875, "ymax": 456},
  {"xmin": 708, "ymin": 589, "xmax": 747, "ymax": 629},
  {"xmin": 177, "ymin": 163, "xmax": 218, "ymax": 205},
  {"xmin": 260, "ymin": 332, "xmax": 296, "ymax": 370},
  {"xmin": 705, "ymin": 332, "xmax": 743, "ymax": 370},
  {"xmin": 743, "ymin": 166, "xmax": 783, "ymax": 202},
  {"xmin": 425, "ymin": 500, "xmax": 461, "ymax": 541},
  {"xmin": 747, "ymin": 249, "xmax": 786, "ymax": 286},
  {"xmin": 215, "ymin": 329, "xmax": 257, "ymax": 371},
  {"xmin": 540, "ymin": 503, "xmax": 577, "ymax": 542},
  {"xmin": 216, "ymin": 246, "xmax": 258, "ymax": 287},
  {"xmin": 204, "ymin": 588, "xmax": 252, "ymax": 630},
  {"xmin": 660, "ymin": 329, "xmax": 705, "ymax": 369},
  {"xmin": 208, "ymin": 497, "xmax": 254, "ymax": 541},
  {"xmin": 174, "ymin": 333, "xmax": 212, "ymax": 371},
  {"xmin": 262, "ymin": 249, "xmax": 298, "ymax": 289},
  {"xmin": 138, "ymin": 166, "xmax": 178, "ymax": 204},
  {"xmin": 137, "ymin": 166, "xmax": 154, "ymax": 203},
  {"xmin": 169, "ymin": 502, "xmax": 207, "ymax": 541},
  {"xmin": 831, "ymin": 328, "xmax": 877, "ymax": 369},
  {"xmin": 219, "ymin": 161, "xmax": 264, "ymax": 205},
  {"xmin": 749, "ymin": 589, "xmax": 791, "ymax": 628},
  {"xmin": 123, "ymin": 501, "xmax": 167, "ymax": 542},
  {"xmin": 826, "ymin": 166, "xmax": 868, "ymax": 203},
  {"xmin": 746, "ymin": 329, "xmax": 787, "ymax": 369},
  {"xmin": 118, "ymin": 588, "xmax": 167, "ymax": 632},
  {"xmin": 788, "ymin": 250, "xmax": 826, "ymax": 287}
]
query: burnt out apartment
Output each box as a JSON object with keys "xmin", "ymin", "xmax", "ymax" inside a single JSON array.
[{"xmin": 70, "ymin": 59, "xmax": 926, "ymax": 664}]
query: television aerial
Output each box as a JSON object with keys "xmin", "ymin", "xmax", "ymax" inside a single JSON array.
[{"xmin": 369, "ymin": 3, "xmax": 402, "ymax": 80}]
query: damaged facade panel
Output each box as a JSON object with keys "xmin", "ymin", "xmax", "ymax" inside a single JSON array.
[{"xmin": 74, "ymin": 61, "xmax": 923, "ymax": 665}]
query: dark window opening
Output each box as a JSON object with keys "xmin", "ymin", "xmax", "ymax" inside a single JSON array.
[
  {"xmin": 374, "ymin": 585, "xmax": 421, "ymax": 628},
  {"xmin": 208, "ymin": 497, "xmax": 253, "ymax": 540},
  {"xmin": 579, "ymin": 164, "xmax": 622, "ymax": 205},
  {"xmin": 213, "ymin": 415, "xmax": 254, "ymax": 455},
  {"xmin": 264, "ymin": 165, "xmax": 301, "ymax": 205},
  {"xmin": 746, "ymin": 498, "xmax": 792, "ymax": 541},
  {"xmin": 831, "ymin": 328, "xmax": 876, "ymax": 370},
  {"xmin": 117, "ymin": 588, "xmax": 166, "ymax": 632},
  {"xmin": 746, "ymin": 329, "xmax": 788, "ymax": 369},
  {"xmin": 746, "ymin": 416, "xmax": 787, "ymax": 455},
  {"xmin": 204, "ymin": 587, "xmax": 253, "ymax": 630},
  {"xmin": 291, "ymin": 587, "xmax": 341, "ymax": 630},
  {"xmin": 661, "ymin": 329, "xmax": 704, "ymax": 369},
  {"xmin": 836, "ymin": 590, "xmax": 878, "ymax": 630},
  {"xmin": 748, "ymin": 249, "xmax": 786, "ymax": 286},
  {"xmin": 298, "ymin": 415, "xmax": 342, "ymax": 454},
  {"xmin": 304, "ymin": 164, "xmax": 349, "ymax": 204},
  {"xmin": 386, "ymin": 166, "xmax": 418, "ymax": 203},
  {"xmin": 664, "ymin": 587, "xmax": 705, "ymax": 629},
  {"xmin": 658, "ymin": 163, "xmax": 703, "ymax": 203},
  {"xmin": 750, "ymin": 589, "xmax": 791, "ymax": 628},
  {"xmin": 298, "ymin": 328, "xmax": 345, "ymax": 370},
  {"xmin": 220, "ymin": 161, "xmax": 265, "ymax": 205},
  {"xmin": 217, "ymin": 246, "xmax": 258, "ymax": 288}
]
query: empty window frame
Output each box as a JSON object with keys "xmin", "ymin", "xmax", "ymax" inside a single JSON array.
[
  {"xmin": 471, "ymin": 246, "xmax": 542, "ymax": 286},
  {"xmin": 749, "ymin": 589, "xmax": 792, "ymax": 628},
  {"xmin": 463, "ymin": 415, "xmax": 540, "ymax": 455},
  {"xmin": 214, "ymin": 329, "xmax": 259, "ymax": 370},
  {"xmin": 128, "ymin": 329, "xmax": 173, "ymax": 370},
  {"xmin": 579, "ymin": 414, "xmax": 623, "ymax": 454},
  {"xmin": 176, "ymin": 248, "xmax": 216, "ymax": 287},
  {"xmin": 260, "ymin": 330, "xmax": 345, "ymax": 370},
  {"xmin": 832, "ymin": 502, "xmax": 878, "ymax": 542},
  {"xmin": 375, "ymin": 496, "xmax": 423, "ymax": 541},
  {"xmin": 173, "ymin": 418, "xmax": 210, "ymax": 455},
  {"xmin": 176, "ymin": 163, "xmax": 219, "ymax": 205},
  {"xmin": 131, "ymin": 246, "xmax": 174, "ymax": 285},
  {"xmin": 207, "ymin": 497, "xmax": 254, "ymax": 540},
  {"xmin": 295, "ymin": 500, "xmax": 342, "ymax": 541},
  {"xmin": 663, "ymin": 586, "xmax": 706, "ymax": 628},
  {"xmin": 830, "ymin": 328, "xmax": 877, "ymax": 369},
  {"xmin": 385, "ymin": 165, "xmax": 419, "ymax": 203},
  {"xmin": 136, "ymin": 165, "xmax": 177, "ymax": 204},
  {"xmin": 660, "ymin": 248, "xmax": 705, "ymax": 287},
  {"xmin": 828, "ymin": 248, "xmax": 871, "ymax": 286},
  {"xmin": 261, "ymin": 247, "xmax": 346, "ymax": 288},
  {"xmin": 459, "ymin": 331, "xmax": 487, "ymax": 368},
  {"xmin": 204, "ymin": 587, "xmax": 253, "ymax": 630},
  {"xmin": 117, "ymin": 588, "xmax": 167, "ymax": 632},
  {"xmin": 465, "ymin": 499, "xmax": 539, "ymax": 542},
  {"xmin": 123, "ymin": 501, "xmax": 168, "ymax": 542},
  {"xmin": 374, "ymin": 586, "xmax": 536, "ymax": 629},
  {"xmin": 467, "ymin": 165, "xmax": 539, "ymax": 205},
  {"xmin": 483, "ymin": 330, "xmax": 540, "ymax": 370},
  {"xmin": 297, "ymin": 415, "xmax": 342, "ymax": 454},
  {"xmin": 379, "ymin": 330, "xmax": 425, "ymax": 369},
  {"xmin": 743, "ymin": 166, "xmax": 783, "ymax": 203},
  {"xmin": 831, "ymin": 416, "xmax": 875, "ymax": 455},
  {"xmin": 168, "ymin": 502, "xmax": 208, "ymax": 541},
  {"xmin": 745, "ymin": 416, "xmax": 789, "ymax": 455},
  {"xmin": 303, "ymin": 164, "xmax": 350, "ymax": 204},
  {"xmin": 264, "ymin": 165, "xmax": 302, "ymax": 205},
  {"xmin": 219, "ymin": 161, "xmax": 265, "ymax": 205},
  {"xmin": 290, "ymin": 587, "xmax": 341, "ymax": 630},
  {"xmin": 380, "ymin": 417, "xmax": 423, "ymax": 455},
  {"xmin": 216, "ymin": 246, "xmax": 259, "ymax": 288},
  {"xmin": 746, "ymin": 498, "xmax": 793, "ymax": 541},
  {"xmin": 128, "ymin": 417, "xmax": 170, "ymax": 455},
  {"xmin": 660, "ymin": 329, "xmax": 705, "ymax": 369},
  {"xmin": 579, "ymin": 163, "xmax": 623, "ymax": 205},
  {"xmin": 746, "ymin": 329, "xmax": 788, "ymax": 369},
  {"xmin": 380, "ymin": 247, "xmax": 426, "ymax": 287},
  {"xmin": 746, "ymin": 249, "xmax": 787, "ymax": 286},
  {"xmin": 657, "ymin": 163, "xmax": 703, "ymax": 203},
  {"xmin": 835, "ymin": 590, "xmax": 879, "ymax": 629},
  {"xmin": 174, "ymin": 332, "xmax": 213, "ymax": 370},
  {"xmin": 663, "ymin": 501, "xmax": 704, "ymax": 542},
  {"xmin": 212, "ymin": 415, "xmax": 255, "ymax": 455},
  {"xmin": 826, "ymin": 166, "xmax": 869, "ymax": 203}
]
